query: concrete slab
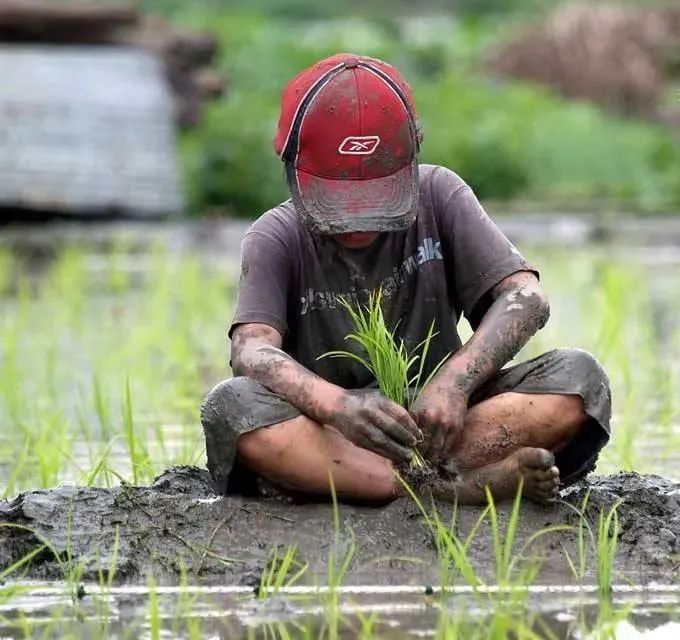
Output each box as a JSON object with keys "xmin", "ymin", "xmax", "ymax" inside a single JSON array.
[{"xmin": 0, "ymin": 45, "xmax": 183, "ymax": 217}]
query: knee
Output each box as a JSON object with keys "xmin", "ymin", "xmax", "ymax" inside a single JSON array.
[
  {"xmin": 200, "ymin": 377, "xmax": 252, "ymax": 427},
  {"xmin": 549, "ymin": 348, "xmax": 611, "ymax": 424},
  {"xmin": 552, "ymin": 349, "xmax": 610, "ymax": 393},
  {"xmin": 554, "ymin": 348, "xmax": 608, "ymax": 380}
]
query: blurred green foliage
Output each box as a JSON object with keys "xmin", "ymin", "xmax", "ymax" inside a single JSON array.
[{"xmin": 157, "ymin": 6, "xmax": 680, "ymax": 216}]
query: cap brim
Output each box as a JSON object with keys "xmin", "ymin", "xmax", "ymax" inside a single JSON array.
[{"xmin": 287, "ymin": 160, "xmax": 419, "ymax": 234}]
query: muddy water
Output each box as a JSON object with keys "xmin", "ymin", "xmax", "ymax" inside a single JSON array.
[
  {"xmin": 2, "ymin": 216, "xmax": 680, "ymax": 638},
  {"xmin": 1, "ymin": 583, "xmax": 680, "ymax": 638}
]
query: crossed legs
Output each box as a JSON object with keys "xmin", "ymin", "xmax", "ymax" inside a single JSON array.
[{"xmin": 236, "ymin": 391, "xmax": 588, "ymax": 504}]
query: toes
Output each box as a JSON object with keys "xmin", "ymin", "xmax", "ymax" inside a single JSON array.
[
  {"xmin": 535, "ymin": 449, "xmax": 556, "ymax": 468},
  {"xmin": 533, "ymin": 466, "xmax": 560, "ymax": 482},
  {"xmin": 517, "ymin": 447, "xmax": 555, "ymax": 471},
  {"xmin": 535, "ymin": 479, "xmax": 560, "ymax": 494},
  {"xmin": 527, "ymin": 483, "xmax": 560, "ymax": 503},
  {"xmin": 521, "ymin": 461, "xmax": 561, "ymax": 504}
]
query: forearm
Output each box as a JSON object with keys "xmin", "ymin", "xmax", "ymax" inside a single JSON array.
[
  {"xmin": 233, "ymin": 341, "xmax": 345, "ymax": 424},
  {"xmin": 436, "ymin": 277, "xmax": 550, "ymax": 396}
]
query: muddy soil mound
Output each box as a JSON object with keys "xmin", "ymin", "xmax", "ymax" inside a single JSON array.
[
  {"xmin": 486, "ymin": 4, "xmax": 680, "ymax": 127},
  {"xmin": 1, "ymin": 467, "xmax": 678, "ymax": 585}
]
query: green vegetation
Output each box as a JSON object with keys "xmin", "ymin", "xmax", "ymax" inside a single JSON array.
[
  {"xmin": 148, "ymin": 5, "xmax": 680, "ymax": 217},
  {"xmin": 258, "ymin": 544, "xmax": 308, "ymax": 598},
  {"xmin": 0, "ymin": 479, "xmax": 643, "ymax": 638},
  {"xmin": 320, "ymin": 291, "xmax": 446, "ymax": 407},
  {"xmin": 0, "ymin": 244, "xmax": 235, "ymax": 493},
  {"xmin": 1, "ymin": 232, "xmax": 679, "ymax": 637},
  {"xmin": 0, "ymin": 240, "xmax": 676, "ymax": 494}
]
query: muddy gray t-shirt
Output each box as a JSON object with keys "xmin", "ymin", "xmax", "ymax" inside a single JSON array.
[{"xmin": 230, "ymin": 164, "xmax": 535, "ymax": 389}]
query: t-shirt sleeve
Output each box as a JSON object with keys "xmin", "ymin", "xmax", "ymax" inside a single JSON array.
[
  {"xmin": 433, "ymin": 167, "xmax": 537, "ymax": 327},
  {"xmin": 229, "ymin": 230, "xmax": 291, "ymax": 338}
]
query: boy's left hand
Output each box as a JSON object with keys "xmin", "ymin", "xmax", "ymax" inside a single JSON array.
[{"xmin": 411, "ymin": 384, "xmax": 469, "ymax": 463}]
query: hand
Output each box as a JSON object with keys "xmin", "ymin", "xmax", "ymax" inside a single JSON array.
[
  {"xmin": 411, "ymin": 384, "xmax": 469, "ymax": 464},
  {"xmin": 326, "ymin": 391, "xmax": 421, "ymax": 463}
]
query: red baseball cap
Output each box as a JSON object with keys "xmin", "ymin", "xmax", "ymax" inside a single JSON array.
[{"xmin": 274, "ymin": 53, "xmax": 421, "ymax": 234}]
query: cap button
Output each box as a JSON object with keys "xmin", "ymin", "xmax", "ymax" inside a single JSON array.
[{"xmin": 343, "ymin": 57, "xmax": 361, "ymax": 69}]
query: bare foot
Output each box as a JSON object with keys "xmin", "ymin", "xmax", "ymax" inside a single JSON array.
[
  {"xmin": 512, "ymin": 447, "xmax": 561, "ymax": 503},
  {"xmin": 429, "ymin": 447, "xmax": 560, "ymax": 505}
]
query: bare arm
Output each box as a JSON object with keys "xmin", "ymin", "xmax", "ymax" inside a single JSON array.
[
  {"xmin": 413, "ymin": 271, "xmax": 550, "ymax": 460},
  {"xmin": 443, "ymin": 270, "xmax": 549, "ymax": 396},
  {"xmin": 231, "ymin": 322, "xmax": 419, "ymax": 461},
  {"xmin": 231, "ymin": 322, "xmax": 346, "ymax": 425}
]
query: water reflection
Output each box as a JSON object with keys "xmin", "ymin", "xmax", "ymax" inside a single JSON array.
[{"xmin": 1, "ymin": 583, "xmax": 679, "ymax": 639}]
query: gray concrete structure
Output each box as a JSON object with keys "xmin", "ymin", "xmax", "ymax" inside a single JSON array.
[{"xmin": 0, "ymin": 45, "xmax": 183, "ymax": 217}]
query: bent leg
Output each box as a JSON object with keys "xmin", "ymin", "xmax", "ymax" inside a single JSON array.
[
  {"xmin": 452, "ymin": 391, "xmax": 587, "ymax": 470},
  {"xmin": 203, "ymin": 349, "xmax": 610, "ymax": 504},
  {"xmin": 438, "ymin": 347, "xmax": 611, "ymax": 503},
  {"xmin": 237, "ymin": 415, "xmax": 398, "ymax": 502},
  {"xmin": 235, "ymin": 391, "xmax": 584, "ymax": 505}
]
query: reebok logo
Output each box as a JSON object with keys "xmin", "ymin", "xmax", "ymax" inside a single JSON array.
[{"xmin": 338, "ymin": 136, "xmax": 380, "ymax": 155}]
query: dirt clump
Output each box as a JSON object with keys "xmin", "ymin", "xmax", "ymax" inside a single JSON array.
[
  {"xmin": 486, "ymin": 4, "xmax": 680, "ymax": 128},
  {"xmin": 1, "ymin": 467, "xmax": 678, "ymax": 585}
]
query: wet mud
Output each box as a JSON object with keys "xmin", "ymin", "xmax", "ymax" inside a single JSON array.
[{"xmin": 1, "ymin": 467, "xmax": 678, "ymax": 585}]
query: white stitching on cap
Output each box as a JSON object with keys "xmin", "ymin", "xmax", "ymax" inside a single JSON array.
[
  {"xmin": 279, "ymin": 62, "xmax": 346, "ymax": 159},
  {"xmin": 292, "ymin": 69, "xmax": 347, "ymax": 168},
  {"xmin": 361, "ymin": 64, "xmax": 413, "ymax": 127}
]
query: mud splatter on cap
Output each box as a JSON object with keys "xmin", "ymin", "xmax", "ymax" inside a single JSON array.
[{"xmin": 274, "ymin": 53, "xmax": 421, "ymax": 234}]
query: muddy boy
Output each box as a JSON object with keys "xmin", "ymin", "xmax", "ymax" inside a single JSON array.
[{"xmin": 201, "ymin": 54, "xmax": 611, "ymax": 504}]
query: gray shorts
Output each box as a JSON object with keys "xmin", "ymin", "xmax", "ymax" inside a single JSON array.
[{"xmin": 201, "ymin": 348, "xmax": 611, "ymax": 495}]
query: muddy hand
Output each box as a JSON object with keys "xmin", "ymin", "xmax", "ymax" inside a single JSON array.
[
  {"xmin": 327, "ymin": 390, "xmax": 420, "ymax": 463},
  {"xmin": 411, "ymin": 386, "xmax": 468, "ymax": 463}
]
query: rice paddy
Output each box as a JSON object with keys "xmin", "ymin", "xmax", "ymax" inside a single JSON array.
[{"xmin": 1, "ymin": 218, "xmax": 680, "ymax": 638}]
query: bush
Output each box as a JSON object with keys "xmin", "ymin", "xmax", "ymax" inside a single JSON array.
[{"xmin": 175, "ymin": 8, "xmax": 680, "ymax": 216}]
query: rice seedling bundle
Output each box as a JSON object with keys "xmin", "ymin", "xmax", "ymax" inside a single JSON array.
[{"xmin": 320, "ymin": 290, "xmax": 448, "ymax": 468}]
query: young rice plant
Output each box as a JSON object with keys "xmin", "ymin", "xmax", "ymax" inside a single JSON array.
[{"xmin": 319, "ymin": 290, "xmax": 448, "ymax": 467}]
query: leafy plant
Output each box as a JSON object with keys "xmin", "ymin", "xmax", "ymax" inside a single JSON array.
[
  {"xmin": 258, "ymin": 544, "xmax": 309, "ymax": 598},
  {"xmin": 597, "ymin": 500, "xmax": 622, "ymax": 598}
]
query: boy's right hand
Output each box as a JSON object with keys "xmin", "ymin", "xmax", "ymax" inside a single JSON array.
[{"xmin": 326, "ymin": 391, "xmax": 420, "ymax": 463}]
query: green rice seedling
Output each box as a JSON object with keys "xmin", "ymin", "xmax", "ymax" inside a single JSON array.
[
  {"xmin": 579, "ymin": 601, "xmax": 635, "ymax": 640},
  {"xmin": 0, "ymin": 543, "xmax": 48, "ymax": 584},
  {"xmin": 484, "ymin": 483, "xmax": 568, "ymax": 586},
  {"xmin": 597, "ymin": 499, "xmax": 622, "ymax": 599},
  {"xmin": 92, "ymin": 373, "xmax": 114, "ymax": 442},
  {"xmin": 0, "ymin": 522, "xmax": 85, "ymax": 610},
  {"xmin": 398, "ymin": 473, "xmax": 485, "ymax": 588},
  {"xmin": 561, "ymin": 494, "xmax": 622, "ymax": 596},
  {"xmin": 168, "ymin": 561, "xmax": 204, "ymax": 639},
  {"xmin": 1, "ymin": 436, "xmax": 30, "ymax": 499},
  {"xmin": 122, "ymin": 378, "xmax": 151, "ymax": 484},
  {"xmin": 318, "ymin": 472, "xmax": 357, "ymax": 640},
  {"xmin": 356, "ymin": 610, "xmax": 380, "ymax": 639},
  {"xmin": 257, "ymin": 543, "xmax": 308, "ymax": 598},
  {"xmin": 561, "ymin": 491, "xmax": 593, "ymax": 582},
  {"xmin": 320, "ymin": 290, "xmax": 448, "ymax": 467},
  {"xmin": 147, "ymin": 572, "xmax": 162, "ymax": 640},
  {"xmin": 484, "ymin": 484, "xmax": 573, "ymax": 635},
  {"xmin": 83, "ymin": 438, "xmax": 119, "ymax": 487},
  {"xmin": 434, "ymin": 609, "xmax": 460, "ymax": 639}
]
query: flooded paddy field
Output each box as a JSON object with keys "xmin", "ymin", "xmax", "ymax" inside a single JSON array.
[{"xmin": 1, "ymin": 217, "xmax": 680, "ymax": 638}]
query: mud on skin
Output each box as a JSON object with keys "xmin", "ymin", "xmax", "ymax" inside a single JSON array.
[{"xmin": 1, "ymin": 466, "xmax": 679, "ymax": 584}]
